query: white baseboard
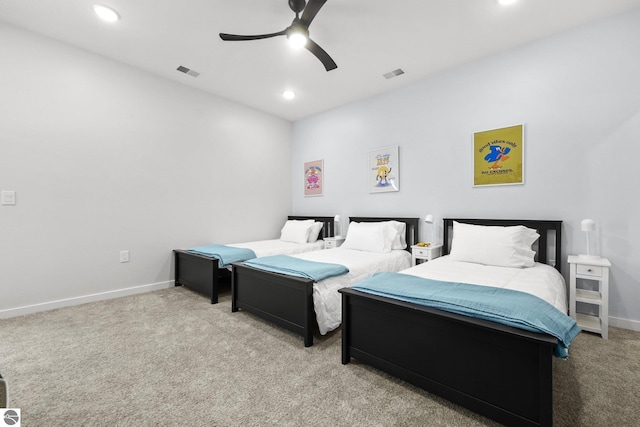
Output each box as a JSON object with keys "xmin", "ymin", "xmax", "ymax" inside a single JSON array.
[
  {"xmin": 0, "ymin": 281, "xmax": 174, "ymax": 319},
  {"xmin": 610, "ymin": 316, "xmax": 640, "ymax": 332}
]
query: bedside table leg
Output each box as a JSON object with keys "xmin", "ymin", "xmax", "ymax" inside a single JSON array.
[
  {"xmin": 569, "ymin": 264, "xmax": 577, "ymax": 320},
  {"xmin": 601, "ymin": 272, "xmax": 609, "ymax": 339}
]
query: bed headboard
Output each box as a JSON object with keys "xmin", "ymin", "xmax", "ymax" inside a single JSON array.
[
  {"xmin": 442, "ymin": 218, "xmax": 563, "ymax": 272},
  {"xmin": 348, "ymin": 217, "xmax": 420, "ymax": 252},
  {"xmin": 287, "ymin": 216, "xmax": 336, "ymax": 239}
]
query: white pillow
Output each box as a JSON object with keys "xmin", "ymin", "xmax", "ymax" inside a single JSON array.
[
  {"xmin": 449, "ymin": 222, "xmax": 539, "ymax": 268},
  {"xmin": 341, "ymin": 222, "xmax": 398, "ymax": 253},
  {"xmin": 307, "ymin": 222, "xmax": 324, "ymax": 243},
  {"xmin": 386, "ymin": 220, "xmax": 407, "ymax": 250},
  {"xmin": 280, "ymin": 220, "xmax": 314, "ymax": 244}
]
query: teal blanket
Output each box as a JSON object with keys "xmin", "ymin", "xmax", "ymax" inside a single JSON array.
[
  {"xmin": 187, "ymin": 244, "xmax": 256, "ymax": 268},
  {"xmin": 243, "ymin": 255, "xmax": 349, "ymax": 282},
  {"xmin": 351, "ymin": 272, "xmax": 580, "ymax": 359}
]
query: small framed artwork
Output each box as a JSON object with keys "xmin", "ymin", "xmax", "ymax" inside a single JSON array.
[
  {"xmin": 369, "ymin": 145, "xmax": 399, "ymax": 193},
  {"xmin": 473, "ymin": 124, "xmax": 524, "ymax": 187},
  {"xmin": 304, "ymin": 159, "xmax": 324, "ymax": 197}
]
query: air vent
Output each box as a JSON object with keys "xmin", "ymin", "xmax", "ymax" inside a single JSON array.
[
  {"xmin": 383, "ymin": 68, "xmax": 405, "ymax": 79},
  {"xmin": 176, "ymin": 65, "xmax": 200, "ymax": 78}
]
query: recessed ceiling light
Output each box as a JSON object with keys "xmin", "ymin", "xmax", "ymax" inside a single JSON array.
[
  {"xmin": 497, "ymin": 0, "xmax": 518, "ymax": 5},
  {"xmin": 282, "ymin": 90, "xmax": 296, "ymax": 100},
  {"xmin": 92, "ymin": 4, "xmax": 120, "ymax": 22}
]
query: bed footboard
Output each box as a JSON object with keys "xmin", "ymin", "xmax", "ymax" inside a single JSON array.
[
  {"xmin": 232, "ymin": 263, "xmax": 316, "ymax": 347},
  {"xmin": 340, "ymin": 288, "xmax": 556, "ymax": 427},
  {"xmin": 174, "ymin": 249, "xmax": 225, "ymax": 304}
]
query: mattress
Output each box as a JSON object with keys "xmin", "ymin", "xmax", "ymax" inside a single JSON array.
[
  {"xmin": 400, "ymin": 255, "xmax": 567, "ymax": 313},
  {"xmin": 291, "ymin": 248, "xmax": 412, "ymax": 335}
]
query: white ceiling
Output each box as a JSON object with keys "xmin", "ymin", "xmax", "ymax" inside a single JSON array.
[{"xmin": 2, "ymin": 0, "xmax": 640, "ymax": 121}]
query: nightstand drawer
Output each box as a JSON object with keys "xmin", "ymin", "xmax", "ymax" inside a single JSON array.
[
  {"xmin": 324, "ymin": 237, "xmax": 344, "ymax": 249},
  {"xmin": 413, "ymin": 247, "xmax": 431, "ymax": 258},
  {"xmin": 411, "ymin": 244, "xmax": 442, "ymax": 266},
  {"xmin": 577, "ymin": 264, "xmax": 603, "ymax": 277}
]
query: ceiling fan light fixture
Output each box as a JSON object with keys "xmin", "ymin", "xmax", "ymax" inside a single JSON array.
[
  {"xmin": 497, "ymin": 0, "xmax": 518, "ymax": 5},
  {"xmin": 287, "ymin": 31, "xmax": 307, "ymax": 49},
  {"xmin": 282, "ymin": 90, "xmax": 296, "ymax": 100},
  {"xmin": 92, "ymin": 4, "xmax": 120, "ymax": 22}
]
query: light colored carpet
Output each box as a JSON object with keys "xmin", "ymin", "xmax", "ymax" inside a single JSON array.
[{"xmin": 1, "ymin": 285, "xmax": 639, "ymax": 426}]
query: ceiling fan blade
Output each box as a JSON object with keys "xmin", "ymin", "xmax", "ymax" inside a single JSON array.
[
  {"xmin": 219, "ymin": 30, "xmax": 287, "ymax": 41},
  {"xmin": 300, "ymin": 0, "xmax": 327, "ymax": 27},
  {"xmin": 305, "ymin": 38, "xmax": 337, "ymax": 71}
]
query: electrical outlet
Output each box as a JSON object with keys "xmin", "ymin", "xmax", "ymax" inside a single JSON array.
[
  {"xmin": 1, "ymin": 191, "xmax": 16, "ymax": 205},
  {"xmin": 120, "ymin": 250, "xmax": 130, "ymax": 263}
]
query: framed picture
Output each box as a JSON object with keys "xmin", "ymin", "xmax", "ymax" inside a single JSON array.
[
  {"xmin": 473, "ymin": 124, "xmax": 524, "ymax": 187},
  {"xmin": 304, "ymin": 159, "xmax": 323, "ymax": 197},
  {"xmin": 369, "ymin": 145, "xmax": 399, "ymax": 193}
]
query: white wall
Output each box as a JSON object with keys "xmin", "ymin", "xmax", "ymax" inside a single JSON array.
[
  {"xmin": 0, "ymin": 24, "xmax": 292, "ymax": 316},
  {"xmin": 292, "ymin": 9, "xmax": 640, "ymax": 328}
]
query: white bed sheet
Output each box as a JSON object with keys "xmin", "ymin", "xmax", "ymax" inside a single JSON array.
[
  {"xmin": 399, "ymin": 255, "xmax": 567, "ymax": 313},
  {"xmin": 291, "ymin": 248, "xmax": 412, "ymax": 335},
  {"xmin": 227, "ymin": 239, "xmax": 324, "ymax": 257}
]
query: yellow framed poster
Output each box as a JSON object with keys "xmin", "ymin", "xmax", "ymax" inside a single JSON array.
[{"xmin": 473, "ymin": 124, "xmax": 524, "ymax": 187}]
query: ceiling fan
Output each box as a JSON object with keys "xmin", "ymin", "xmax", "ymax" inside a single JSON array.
[{"xmin": 219, "ymin": 0, "xmax": 337, "ymax": 72}]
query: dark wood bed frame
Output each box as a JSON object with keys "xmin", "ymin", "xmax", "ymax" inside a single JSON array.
[
  {"xmin": 340, "ymin": 218, "xmax": 563, "ymax": 427},
  {"xmin": 173, "ymin": 216, "xmax": 335, "ymax": 304},
  {"xmin": 231, "ymin": 217, "xmax": 420, "ymax": 347}
]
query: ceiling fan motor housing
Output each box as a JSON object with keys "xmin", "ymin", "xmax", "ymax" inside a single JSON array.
[
  {"xmin": 289, "ymin": 0, "xmax": 306, "ymax": 14},
  {"xmin": 288, "ymin": 19, "xmax": 309, "ymax": 38}
]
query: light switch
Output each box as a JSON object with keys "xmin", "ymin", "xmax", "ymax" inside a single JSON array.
[{"xmin": 1, "ymin": 191, "xmax": 16, "ymax": 205}]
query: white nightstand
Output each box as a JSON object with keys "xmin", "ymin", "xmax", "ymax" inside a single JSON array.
[
  {"xmin": 411, "ymin": 244, "xmax": 443, "ymax": 266},
  {"xmin": 568, "ymin": 255, "xmax": 611, "ymax": 339},
  {"xmin": 324, "ymin": 236, "xmax": 345, "ymax": 249}
]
